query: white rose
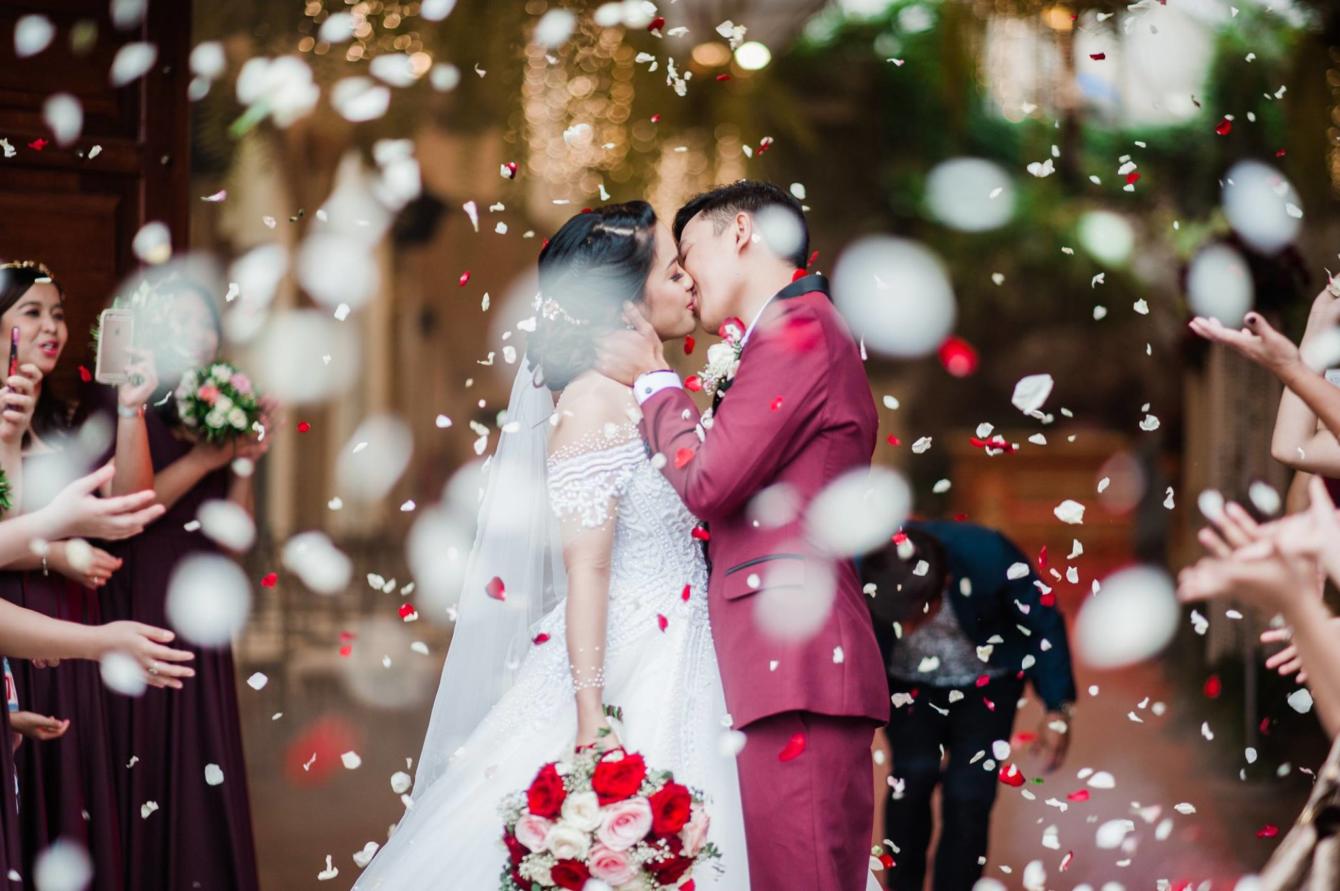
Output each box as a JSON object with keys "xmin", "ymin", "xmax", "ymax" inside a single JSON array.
[
  {"xmin": 560, "ymin": 790, "xmax": 602, "ymax": 832},
  {"xmin": 205, "ymin": 411, "xmax": 226, "ymax": 429},
  {"xmin": 705, "ymin": 342, "xmax": 733, "ymax": 367},
  {"xmin": 545, "ymin": 822, "xmax": 591, "ymax": 861},
  {"xmin": 228, "ymin": 407, "xmax": 248, "ymax": 429},
  {"xmin": 214, "ymin": 395, "xmax": 233, "ymax": 414},
  {"xmin": 211, "ymin": 364, "xmax": 230, "ymax": 383}
]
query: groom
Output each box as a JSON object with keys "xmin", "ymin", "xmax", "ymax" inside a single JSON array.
[{"xmin": 598, "ymin": 181, "xmax": 889, "ymax": 890}]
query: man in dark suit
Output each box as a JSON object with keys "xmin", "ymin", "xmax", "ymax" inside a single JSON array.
[{"xmin": 862, "ymin": 520, "xmax": 1078, "ymax": 891}]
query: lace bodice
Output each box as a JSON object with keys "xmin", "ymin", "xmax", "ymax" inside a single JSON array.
[{"xmin": 545, "ymin": 422, "xmax": 710, "ymax": 642}]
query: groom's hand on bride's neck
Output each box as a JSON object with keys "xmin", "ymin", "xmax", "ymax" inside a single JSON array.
[{"xmin": 595, "ymin": 302, "xmax": 669, "ymax": 386}]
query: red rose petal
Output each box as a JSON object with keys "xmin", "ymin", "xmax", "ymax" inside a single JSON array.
[
  {"xmin": 1040, "ymin": 592, "xmax": 1057, "ymax": 608},
  {"xmin": 338, "ymin": 644, "xmax": 352, "ymax": 657},
  {"xmin": 691, "ymin": 526, "xmax": 710, "ymax": 542},
  {"xmin": 27, "ymin": 138, "xmax": 46, "ymax": 151},
  {"xmin": 1275, "ymin": 148, "xmax": 1287, "ymax": 158},
  {"xmin": 778, "ymin": 732, "xmax": 806, "ymax": 762},
  {"xmin": 650, "ymin": 113, "xmax": 661, "ymax": 124},
  {"xmin": 807, "ymin": 250, "xmax": 820, "ymax": 268},
  {"xmin": 1215, "ymin": 117, "xmax": 1233, "ymax": 136},
  {"xmin": 681, "ymin": 584, "xmax": 691, "ymax": 602},
  {"xmin": 1126, "ymin": 171, "xmax": 1141, "ymax": 186},
  {"xmin": 1257, "ymin": 824, "xmax": 1279, "ymax": 839},
  {"xmin": 458, "ymin": 271, "xmax": 471, "ymax": 287},
  {"xmin": 261, "ymin": 572, "xmax": 278, "ymax": 588},
  {"xmin": 716, "ymin": 73, "xmax": 732, "ymax": 82},
  {"xmin": 984, "ymin": 697, "xmax": 997, "ymax": 712},
  {"xmin": 770, "ymin": 396, "xmax": 783, "ymax": 411},
  {"xmin": 485, "ymin": 576, "xmax": 506, "ymax": 601},
  {"xmin": 397, "ymin": 602, "xmax": 415, "ymax": 619},
  {"xmin": 673, "ymin": 447, "xmax": 694, "ymax": 469},
  {"xmin": 502, "ymin": 161, "xmax": 518, "ymax": 179},
  {"xmin": 339, "ymin": 631, "xmax": 356, "ymax": 643},
  {"xmin": 657, "ymin": 613, "xmax": 668, "ymax": 632},
  {"xmin": 1089, "ymin": 52, "xmax": 1106, "ymax": 60},
  {"xmin": 1060, "ymin": 851, "xmax": 1074, "ymax": 871},
  {"xmin": 78, "ymin": 365, "xmax": 92, "ymax": 383},
  {"xmin": 879, "ymin": 853, "xmax": 894, "ymax": 869},
  {"xmin": 791, "ymin": 268, "xmax": 807, "ymax": 282},
  {"xmin": 1067, "ymin": 788, "xmax": 1091, "ymax": 802},
  {"xmin": 998, "ymin": 762, "xmax": 1025, "ymax": 787},
  {"xmin": 953, "ymin": 513, "xmax": 969, "ymax": 521},
  {"xmin": 1203, "ymin": 675, "xmax": 1222, "ymax": 699},
  {"xmin": 533, "ymin": 632, "xmax": 550, "ymax": 645},
  {"xmin": 938, "ymin": 336, "xmax": 978, "ymax": 377},
  {"xmin": 297, "ymin": 421, "xmax": 312, "ymax": 433},
  {"xmin": 1013, "ymin": 731, "xmax": 1037, "ymax": 744},
  {"xmin": 684, "ymin": 375, "xmax": 702, "ymax": 392},
  {"xmin": 1260, "ymin": 717, "xmax": 1273, "ymax": 735},
  {"xmin": 684, "ymin": 335, "xmax": 695, "ymax": 355},
  {"xmin": 975, "ymin": 675, "xmax": 991, "ymax": 688},
  {"xmin": 648, "ymin": 15, "xmax": 665, "ymax": 31},
  {"xmin": 886, "ymin": 434, "xmax": 901, "ymax": 447}
]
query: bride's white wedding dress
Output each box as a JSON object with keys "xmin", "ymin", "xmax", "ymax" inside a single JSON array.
[{"xmin": 353, "ymin": 418, "xmax": 750, "ymax": 889}]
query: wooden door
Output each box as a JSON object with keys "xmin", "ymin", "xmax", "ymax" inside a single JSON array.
[{"xmin": 0, "ymin": 0, "xmax": 189, "ymax": 391}]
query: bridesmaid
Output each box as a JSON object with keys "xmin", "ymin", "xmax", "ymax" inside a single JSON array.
[
  {"xmin": 0, "ymin": 260, "xmax": 160, "ymax": 891},
  {"xmin": 101, "ymin": 278, "xmax": 270, "ymax": 891},
  {"xmin": 1, "ymin": 658, "xmax": 18, "ymax": 889}
]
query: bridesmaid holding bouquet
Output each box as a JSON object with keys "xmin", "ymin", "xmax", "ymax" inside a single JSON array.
[{"xmin": 100, "ymin": 277, "xmax": 271, "ymax": 891}]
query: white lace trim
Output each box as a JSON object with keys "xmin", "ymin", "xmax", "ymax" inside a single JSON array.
[{"xmin": 547, "ymin": 424, "xmax": 643, "ymax": 528}]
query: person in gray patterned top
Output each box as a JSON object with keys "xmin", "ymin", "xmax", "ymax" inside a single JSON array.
[{"xmin": 862, "ymin": 521, "xmax": 1077, "ymax": 891}]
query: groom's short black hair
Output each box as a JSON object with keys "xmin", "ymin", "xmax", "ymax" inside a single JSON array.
[
  {"xmin": 673, "ymin": 180, "xmax": 809, "ymax": 270},
  {"xmin": 859, "ymin": 528, "xmax": 949, "ymax": 628}
]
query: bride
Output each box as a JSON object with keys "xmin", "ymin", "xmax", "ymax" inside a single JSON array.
[{"xmin": 354, "ymin": 201, "xmax": 750, "ymax": 889}]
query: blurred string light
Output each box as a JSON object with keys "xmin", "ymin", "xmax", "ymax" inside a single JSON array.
[
  {"xmin": 1329, "ymin": 49, "xmax": 1340, "ymax": 195},
  {"xmin": 522, "ymin": 23, "xmax": 637, "ymax": 210},
  {"xmin": 734, "ymin": 41, "xmax": 772, "ymax": 70},
  {"xmin": 300, "ymin": 0, "xmax": 431, "ymax": 64}
]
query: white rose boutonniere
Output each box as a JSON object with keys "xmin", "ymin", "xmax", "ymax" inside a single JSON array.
[{"xmin": 689, "ymin": 315, "xmax": 746, "ymax": 399}]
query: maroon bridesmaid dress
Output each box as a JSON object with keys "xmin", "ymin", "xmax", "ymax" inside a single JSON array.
[
  {"xmin": 101, "ymin": 406, "xmax": 260, "ymax": 891},
  {"xmin": 0, "ymin": 453, "xmax": 124, "ymax": 891},
  {"xmin": 0, "ymin": 705, "xmax": 20, "ymax": 888}
]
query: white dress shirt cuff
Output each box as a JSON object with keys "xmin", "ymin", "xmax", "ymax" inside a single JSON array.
[{"xmin": 633, "ymin": 369, "xmax": 683, "ymax": 404}]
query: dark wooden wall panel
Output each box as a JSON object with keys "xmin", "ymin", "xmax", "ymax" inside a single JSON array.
[{"xmin": 0, "ymin": 0, "xmax": 190, "ymax": 386}]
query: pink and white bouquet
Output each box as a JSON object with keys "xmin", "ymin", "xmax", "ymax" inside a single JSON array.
[
  {"xmin": 499, "ymin": 746, "xmax": 720, "ymax": 891},
  {"xmin": 174, "ymin": 361, "xmax": 263, "ymax": 445}
]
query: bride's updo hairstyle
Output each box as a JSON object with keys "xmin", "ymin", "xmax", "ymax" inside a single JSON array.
[{"xmin": 530, "ymin": 200, "xmax": 657, "ymax": 390}]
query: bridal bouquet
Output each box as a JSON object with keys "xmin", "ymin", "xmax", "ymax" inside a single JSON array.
[
  {"xmin": 499, "ymin": 746, "xmax": 720, "ymax": 890},
  {"xmin": 175, "ymin": 361, "xmax": 263, "ymax": 445}
]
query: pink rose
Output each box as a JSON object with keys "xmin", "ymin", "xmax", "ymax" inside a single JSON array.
[
  {"xmin": 587, "ymin": 844, "xmax": 637, "ymax": 886},
  {"xmin": 513, "ymin": 813, "xmax": 554, "ymax": 852},
  {"xmin": 596, "ymin": 797, "xmax": 652, "ymax": 852},
  {"xmin": 230, "ymin": 373, "xmax": 252, "ymax": 395},
  {"xmin": 197, "ymin": 385, "xmax": 219, "ymax": 404},
  {"xmin": 680, "ymin": 804, "xmax": 711, "ymax": 857}
]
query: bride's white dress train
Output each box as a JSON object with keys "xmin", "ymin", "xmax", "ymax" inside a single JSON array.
[{"xmin": 354, "ymin": 422, "xmax": 750, "ymax": 889}]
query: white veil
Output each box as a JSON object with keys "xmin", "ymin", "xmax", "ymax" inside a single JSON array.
[{"xmin": 412, "ymin": 354, "xmax": 566, "ymax": 798}]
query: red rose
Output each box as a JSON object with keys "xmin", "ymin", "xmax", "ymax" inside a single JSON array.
[
  {"xmin": 591, "ymin": 750, "xmax": 647, "ymax": 805},
  {"xmin": 509, "ymin": 865, "xmax": 526, "ymax": 890},
  {"xmin": 647, "ymin": 837, "xmax": 694, "ymax": 886},
  {"xmin": 648, "ymin": 781, "xmax": 693, "ymax": 836},
  {"xmin": 526, "ymin": 762, "xmax": 566, "ymax": 818},
  {"xmin": 502, "ymin": 830, "xmax": 527, "ymax": 866},
  {"xmin": 550, "ymin": 858, "xmax": 590, "ymax": 890}
]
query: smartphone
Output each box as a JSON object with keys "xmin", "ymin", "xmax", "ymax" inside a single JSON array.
[{"xmin": 95, "ymin": 309, "xmax": 135, "ymax": 385}]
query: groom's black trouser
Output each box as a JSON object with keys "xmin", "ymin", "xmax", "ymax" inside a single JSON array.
[{"xmin": 883, "ymin": 675, "xmax": 1023, "ymax": 891}]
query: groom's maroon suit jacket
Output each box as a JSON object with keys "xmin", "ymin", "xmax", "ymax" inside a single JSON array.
[{"xmin": 639, "ymin": 279, "xmax": 890, "ymax": 729}]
